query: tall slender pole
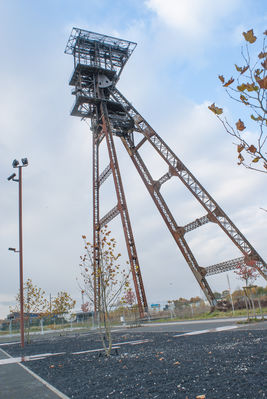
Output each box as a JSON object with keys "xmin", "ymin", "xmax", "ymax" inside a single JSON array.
[
  {"xmin": 226, "ymin": 274, "xmax": 235, "ymax": 316},
  {"xmin": 18, "ymin": 166, "xmax": 25, "ymax": 348}
]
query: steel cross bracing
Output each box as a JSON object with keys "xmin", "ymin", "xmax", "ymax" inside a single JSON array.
[
  {"xmin": 121, "ymin": 133, "xmax": 216, "ymax": 305},
  {"xmin": 110, "ymin": 88, "xmax": 267, "ymax": 282},
  {"xmin": 66, "ymin": 28, "xmax": 266, "ymax": 314}
]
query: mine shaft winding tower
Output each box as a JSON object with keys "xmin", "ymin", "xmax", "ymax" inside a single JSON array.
[{"xmin": 65, "ymin": 27, "xmax": 267, "ymax": 317}]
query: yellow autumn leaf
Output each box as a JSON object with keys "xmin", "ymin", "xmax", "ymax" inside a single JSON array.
[
  {"xmin": 246, "ymin": 83, "xmax": 258, "ymax": 92},
  {"xmin": 252, "ymin": 157, "xmax": 260, "ymax": 163},
  {"xmin": 251, "ymin": 114, "xmax": 262, "ymax": 122},
  {"xmin": 237, "ymin": 83, "xmax": 247, "ymax": 92}
]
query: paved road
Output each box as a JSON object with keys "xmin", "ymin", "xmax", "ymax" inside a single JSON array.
[
  {"xmin": 1, "ymin": 316, "xmax": 266, "ymax": 345},
  {"xmin": 0, "ymin": 347, "xmax": 69, "ymax": 399},
  {"xmin": 127, "ymin": 317, "xmax": 267, "ymax": 333}
]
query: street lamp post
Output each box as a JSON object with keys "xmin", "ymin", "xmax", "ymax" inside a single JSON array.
[{"xmin": 7, "ymin": 158, "xmax": 28, "ymax": 348}]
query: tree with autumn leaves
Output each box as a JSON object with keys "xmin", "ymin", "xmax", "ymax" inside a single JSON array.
[
  {"xmin": 51, "ymin": 291, "xmax": 76, "ymax": 320},
  {"xmin": 10, "ymin": 279, "xmax": 76, "ymax": 343},
  {"xmin": 10, "ymin": 278, "xmax": 48, "ymax": 343},
  {"xmin": 234, "ymin": 263, "xmax": 259, "ymax": 320},
  {"xmin": 209, "ymin": 28, "xmax": 267, "ymax": 173},
  {"xmin": 79, "ymin": 227, "xmax": 130, "ymax": 356}
]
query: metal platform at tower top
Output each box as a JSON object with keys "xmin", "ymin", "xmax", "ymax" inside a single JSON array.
[{"xmin": 64, "ymin": 27, "xmax": 137, "ymax": 80}]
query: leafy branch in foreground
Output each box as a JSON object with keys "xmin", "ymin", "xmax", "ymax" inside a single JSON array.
[{"xmin": 209, "ymin": 28, "xmax": 267, "ymax": 173}]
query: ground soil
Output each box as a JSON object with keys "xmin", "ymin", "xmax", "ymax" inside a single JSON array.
[{"xmin": 4, "ymin": 328, "xmax": 267, "ymax": 399}]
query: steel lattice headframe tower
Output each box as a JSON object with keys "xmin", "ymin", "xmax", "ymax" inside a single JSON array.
[{"xmin": 65, "ymin": 27, "xmax": 267, "ymax": 317}]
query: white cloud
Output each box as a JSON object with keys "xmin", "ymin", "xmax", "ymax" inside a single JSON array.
[{"xmin": 145, "ymin": 0, "xmax": 241, "ymax": 38}]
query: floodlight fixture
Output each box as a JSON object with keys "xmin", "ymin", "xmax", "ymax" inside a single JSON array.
[
  {"xmin": 12, "ymin": 159, "xmax": 19, "ymax": 168},
  {"xmin": 7, "ymin": 173, "xmax": 17, "ymax": 181},
  {"xmin": 8, "ymin": 247, "xmax": 19, "ymax": 252},
  {"xmin": 21, "ymin": 158, "xmax": 28, "ymax": 166}
]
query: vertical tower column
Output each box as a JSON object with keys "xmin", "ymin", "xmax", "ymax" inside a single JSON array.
[
  {"xmin": 100, "ymin": 102, "xmax": 148, "ymax": 317},
  {"xmin": 92, "ymin": 125, "xmax": 100, "ymax": 314}
]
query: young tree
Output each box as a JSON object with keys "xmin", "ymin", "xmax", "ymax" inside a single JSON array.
[
  {"xmin": 234, "ymin": 263, "xmax": 259, "ymax": 319},
  {"xmin": 81, "ymin": 302, "xmax": 90, "ymax": 313},
  {"xmin": 79, "ymin": 226, "xmax": 130, "ymax": 356},
  {"xmin": 10, "ymin": 278, "xmax": 48, "ymax": 343},
  {"xmin": 124, "ymin": 288, "xmax": 136, "ymax": 307},
  {"xmin": 51, "ymin": 291, "xmax": 76, "ymax": 322},
  {"xmin": 209, "ymin": 29, "xmax": 267, "ymax": 173}
]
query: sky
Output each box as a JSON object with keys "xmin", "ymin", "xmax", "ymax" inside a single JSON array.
[{"xmin": 0, "ymin": 0, "xmax": 266, "ymax": 319}]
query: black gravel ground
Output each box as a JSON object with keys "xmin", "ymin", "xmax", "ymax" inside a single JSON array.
[{"xmin": 4, "ymin": 328, "xmax": 267, "ymax": 399}]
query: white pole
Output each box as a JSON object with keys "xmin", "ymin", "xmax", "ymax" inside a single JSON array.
[
  {"xmin": 227, "ymin": 274, "xmax": 235, "ymax": 315},
  {"xmin": 40, "ymin": 318, "xmax": 44, "ymax": 334}
]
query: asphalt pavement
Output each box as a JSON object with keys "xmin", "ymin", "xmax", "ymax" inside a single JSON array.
[
  {"xmin": 0, "ymin": 317, "xmax": 266, "ymax": 399},
  {"xmin": 0, "ymin": 346, "xmax": 69, "ymax": 399}
]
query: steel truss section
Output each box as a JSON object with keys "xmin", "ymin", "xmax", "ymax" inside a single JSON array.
[
  {"xmin": 66, "ymin": 28, "xmax": 266, "ymax": 315},
  {"xmin": 205, "ymin": 257, "xmax": 245, "ymax": 276},
  {"xmin": 111, "ymin": 88, "xmax": 267, "ymax": 282}
]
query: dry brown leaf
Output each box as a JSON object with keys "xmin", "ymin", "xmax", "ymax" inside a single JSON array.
[
  {"xmin": 261, "ymin": 58, "xmax": 267, "ymax": 70},
  {"xmin": 237, "ymin": 144, "xmax": 245, "ymax": 153},
  {"xmin": 236, "ymin": 119, "xmax": 246, "ymax": 131},
  {"xmin": 240, "ymin": 95, "xmax": 249, "ymax": 105},
  {"xmin": 242, "ymin": 29, "xmax": 257, "ymax": 43},
  {"xmin": 208, "ymin": 103, "xmax": 223, "ymax": 115},
  {"xmin": 257, "ymin": 76, "xmax": 267, "ymax": 89},
  {"xmin": 223, "ymin": 77, "xmax": 234, "ymax": 87},
  {"xmin": 258, "ymin": 51, "xmax": 267, "ymax": 59},
  {"xmin": 238, "ymin": 153, "xmax": 245, "ymax": 165},
  {"xmin": 248, "ymin": 145, "xmax": 257, "ymax": 154}
]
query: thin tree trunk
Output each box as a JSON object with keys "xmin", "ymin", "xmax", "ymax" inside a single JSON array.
[{"xmin": 257, "ymin": 297, "xmax": 264, "ymax": 320}]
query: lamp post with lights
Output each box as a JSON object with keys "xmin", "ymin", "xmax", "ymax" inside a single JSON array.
[{"xmin": 7, "ymin": 158, "xmax": 28, "ymax": 348}]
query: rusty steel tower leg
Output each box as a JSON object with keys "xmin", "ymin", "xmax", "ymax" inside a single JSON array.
[{"xmin": 100, "ymin": 102, "xmax": 148, "ymax": 317}]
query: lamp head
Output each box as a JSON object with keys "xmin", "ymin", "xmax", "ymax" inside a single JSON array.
[
  {"xmin": 12, "ymin": 159, "xmax": 19, "ymax": 168},
  {"xmin": 7, "ymin": 173, "xmax": 16, "ymax": 181},
  {"xmin": 21, "ymin": 158, "xmax": 28, "ymax": 166}
]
